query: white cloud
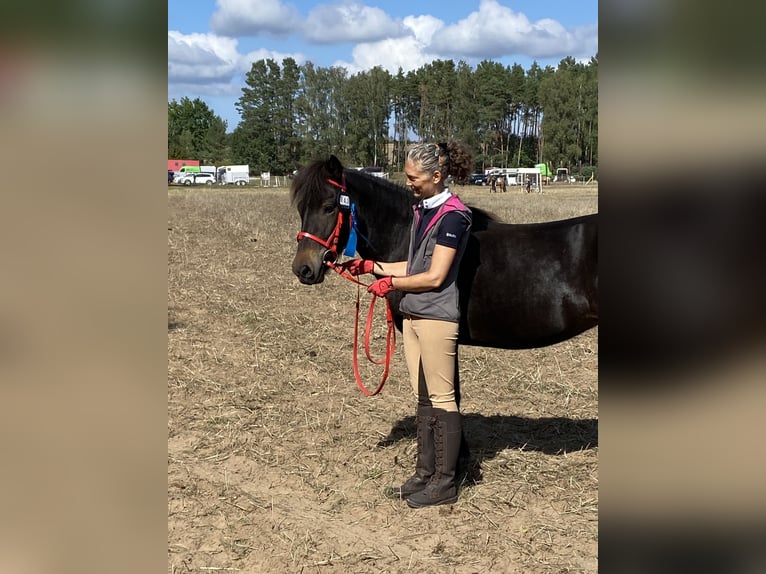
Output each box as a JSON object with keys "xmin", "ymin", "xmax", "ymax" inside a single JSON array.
[
  {"xmin": 429, "ymin": 0, "xmax": 597, "ymax": 60},
  {"xmin": 304, "ymin": 1, "xmax": 407, "ymax": 44},
  {"xmin": 330, "ymin": 3, "xmax": 596, "ymax": 77},
  {"xmin": 168, "ymin": 1, "xmax": 597, "ymax": 127},
  {"xmin": 210, "ymin": 0, "xmax": 303, "ymax": 37},
  {"xmin": 335, "ymin": 37, "xmax": 436, "ymax": 75},
  {"xmin": 402, "ymin": 14, "xmax": 444, "ymax": 46},
  {"xmin": 168, "ymin": 31, "xmax": 243, "ymax": 85},
  {"xmin": 241, "ymin": 48, "xmax": 308, "ymax": 68},
  {"xmin": 332, "ymin": 14, "xmax": 444, "ymax": 74},
  {"xmin": 168, "ymin": 31, "xmax": 305, "ymax": 97}
]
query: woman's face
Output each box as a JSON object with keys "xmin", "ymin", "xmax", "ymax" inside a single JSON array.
[{"xmin": 404, "ymin": 158, "xmax": 443, "ymax": 199}]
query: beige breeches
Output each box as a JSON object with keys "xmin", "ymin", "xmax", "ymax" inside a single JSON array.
[{"xmin": 401, "ymin": 316, "xmax": 459, "ymax": 412}]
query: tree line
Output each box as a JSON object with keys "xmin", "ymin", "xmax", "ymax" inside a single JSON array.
[{"xmin": 168, "ymin": 54, "xmax": 597, "ymax": 178}]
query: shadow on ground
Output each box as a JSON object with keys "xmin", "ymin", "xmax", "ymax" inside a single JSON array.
[{"xmin": 377, "ymin": 414, "xmax": 598, "ymax": 486}]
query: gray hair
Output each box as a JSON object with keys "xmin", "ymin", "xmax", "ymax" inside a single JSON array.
[
  {"xmin": 407, "ymin": 141, "xmax": 474, "ymax": 182},
  {"xmin": 406, "ymin": 142, "xmax": 450, "ymax": 177}
]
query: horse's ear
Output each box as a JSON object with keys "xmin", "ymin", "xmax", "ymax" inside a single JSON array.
[{"xmin": 327, "ymin": 155, "xmax": 344, "ymax": 179}]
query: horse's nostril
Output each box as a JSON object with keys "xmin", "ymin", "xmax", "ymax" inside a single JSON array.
[{"xmin": 299, "ymin": 265, "xmax": 313, "ymax": 279}]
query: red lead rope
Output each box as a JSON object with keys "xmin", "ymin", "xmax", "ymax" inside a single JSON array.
[
  {"xmin": 327, "ymin": 262, "xmax": 397, "ymax": 396},
  {"xmin": 296, "ymin": 175, "xmax": 395, "ymax": 395}
]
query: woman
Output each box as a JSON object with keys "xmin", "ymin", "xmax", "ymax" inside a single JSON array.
[{"xmin": 340, "ymin": 141, "xmax": 473, "ymax": 508}]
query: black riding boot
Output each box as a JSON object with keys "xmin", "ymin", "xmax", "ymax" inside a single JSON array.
[
  {"xmin": 406, "ymin": 409, "xmax": 462, "ymax": 508},
  {"xmin": 384, "ymin": 405, "xmax": 434, "ymax": 499}
]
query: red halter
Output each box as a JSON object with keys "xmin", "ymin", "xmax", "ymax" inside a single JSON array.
[
  {"xmin": 295, "ymin": 176, "xmax": 348, "ymax": 263},
  {"xmin": 295, "ymin": 175, "xmax": 396, "ymax": 396}
]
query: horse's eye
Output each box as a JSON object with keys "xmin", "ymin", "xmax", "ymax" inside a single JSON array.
[{"xmin": 323, "ymin": 204, "xmax": 336, "ymax": 214}]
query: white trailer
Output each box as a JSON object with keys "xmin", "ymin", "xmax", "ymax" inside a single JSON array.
[{"xmin": 217, "ymin": 165, "xmax": 250, "ymax": 185}]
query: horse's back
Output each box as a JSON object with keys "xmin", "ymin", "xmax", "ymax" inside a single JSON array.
[{"xmin": 458, "ymin": 213, "xmax": 598, "ymax": 348}]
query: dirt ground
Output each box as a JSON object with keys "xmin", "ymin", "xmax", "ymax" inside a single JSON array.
[{"xmin": 168, "ymin": 182, "xmax": 598, "ymax": 573}]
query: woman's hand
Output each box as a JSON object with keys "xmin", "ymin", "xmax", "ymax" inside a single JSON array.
[
  {"xmin": 339, "ymin": 259, "xmax": 374, "ymax": 276},
  {"xmin": 368, "ymin": 276, "xmax": 395, "ymax": 297}
]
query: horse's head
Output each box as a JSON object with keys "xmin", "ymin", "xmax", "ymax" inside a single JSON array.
[{"xmin": 291, "ymin": 155, "xmax": 351, "ymax": 284}]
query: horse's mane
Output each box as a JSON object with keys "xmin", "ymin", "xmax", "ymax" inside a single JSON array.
[
  {"xmin": 290, "ymin": 159, "xmax": 330, "ymax": 207},
  {"xmin": 290, "ymin": 157, "xmax": 499, "ymax": 232},
  {"xmin": 343, "ymin": 169, "xmax": 413, "ymax": 213},
  {"xmin": 345, "ymin": 170, "xmax": 500, "ymax": 232}
]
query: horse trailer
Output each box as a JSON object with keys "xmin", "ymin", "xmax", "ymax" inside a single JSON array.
[{"xmin": 217, "ymin": 165, "xmax": 250, "ymax": 185}]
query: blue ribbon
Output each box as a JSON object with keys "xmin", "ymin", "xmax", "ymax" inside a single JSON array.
[{"xmin": 344, "ymin": 203, "xmax": 359, "ymax": 257}]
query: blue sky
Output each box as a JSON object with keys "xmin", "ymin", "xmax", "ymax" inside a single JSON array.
[{"xmin": 168, "ymin": 0, "xmax": 598, "ymax": 131}]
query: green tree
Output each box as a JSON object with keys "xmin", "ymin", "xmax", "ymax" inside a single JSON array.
[
  {"xmin": 203, "ymin": 115, "xmax": 230, "ymax": 165},
  {"xmin": 474, "ymin": 60, "xmax": 511, "ymax": 167},
  {"xmin": 273, "ymin": 57, "xmax": 301, "ymax": 174},
  {"xmin": 235, "ymin": 59, "xmax": 280, "ymax": 172},
  {"xmin": 452, "ymin": 61, "xmax": 481, "ymax": 171},
  {"xmin": 297, "ymin": 63, "xmax": 335, "ymax": 162},
  {"xmin": 167, "ymin": 97, "xmax": 228, "ymax": 163},
  {"xmin": 581, "ymin": 54, "xmax": 598, "ymax": 170},
  {"xmin": 345, "ymin": 67, "xmax": 391, "ymax": 167},
  {"xmin": 177, "ymin": 53, "xmax": 597, "ymax": 177},
  {"xmin": 539, "ymin": 57, "xmax": 596, "ymax": 171},
  {"xmin": 406, "ymin": 60, "xmax": 460, "ymax": 142},
  {"xmin": 295, "ymin": 64, "xmax": 351, "ymax": 165},
  {"xmin": 390, "ymin": 68, "xmax": 411, "ymax": 171},
  {"xmin": 235, "ymin": 58, "xmax": 305, "ymax": 174},
  {"xmin": 533, "ymin": 64, "xmax": 556, "ymax": 164}
]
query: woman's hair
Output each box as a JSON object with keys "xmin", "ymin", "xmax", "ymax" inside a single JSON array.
[{"xmin": 406, "ymin": 141, "xmax": 474, "ymax": 182}]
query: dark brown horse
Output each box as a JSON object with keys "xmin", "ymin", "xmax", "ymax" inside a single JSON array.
[
  {"xmin": 291, "ymin": 155, "xmax": 598, "ymax": 349},
  {"xmin": 489, "ymin": 174, "xmax": 507, "ymax": 193}
]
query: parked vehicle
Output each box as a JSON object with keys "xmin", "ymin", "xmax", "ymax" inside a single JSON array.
[
  {"xmin": 217, "ymin": 165, "xmax": 250, "ymax": 185},
  {"xmin": 360, "ymin": 166, "xmax": 388, "ymax": 178},
  {"xmin": 168, "ymin": 159, "xmax": 199, "ymax": 172},
  {"xmin": 468, "ymin": 173, "xmax": 488, "ymax": 185},
  {"xmin": 177, "ymin": 172, "xmax": 216, "ymax": 185}
]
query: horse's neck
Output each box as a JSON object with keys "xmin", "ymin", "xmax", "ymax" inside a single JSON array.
[{"xmin": 348, "ymin": 176, "xmax": 412, "ymax": 262}]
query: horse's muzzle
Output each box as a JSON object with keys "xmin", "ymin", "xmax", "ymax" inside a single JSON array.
[{"xmin": 292, "ymin": 249, "xmax": 328, "ymax": 285}]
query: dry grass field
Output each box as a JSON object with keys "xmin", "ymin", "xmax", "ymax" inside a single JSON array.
[{"xmin": 168, "ymin": 182, "xmax": 599, "ymax": 573}]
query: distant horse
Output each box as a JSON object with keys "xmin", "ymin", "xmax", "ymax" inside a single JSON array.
[
  {"xmin": 291, "ymin": 155, "xmax": 598, "ymax": 349},
  {"xmin": 489, "ymin": 175, "xmax": 507, "ymax": 193}
]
